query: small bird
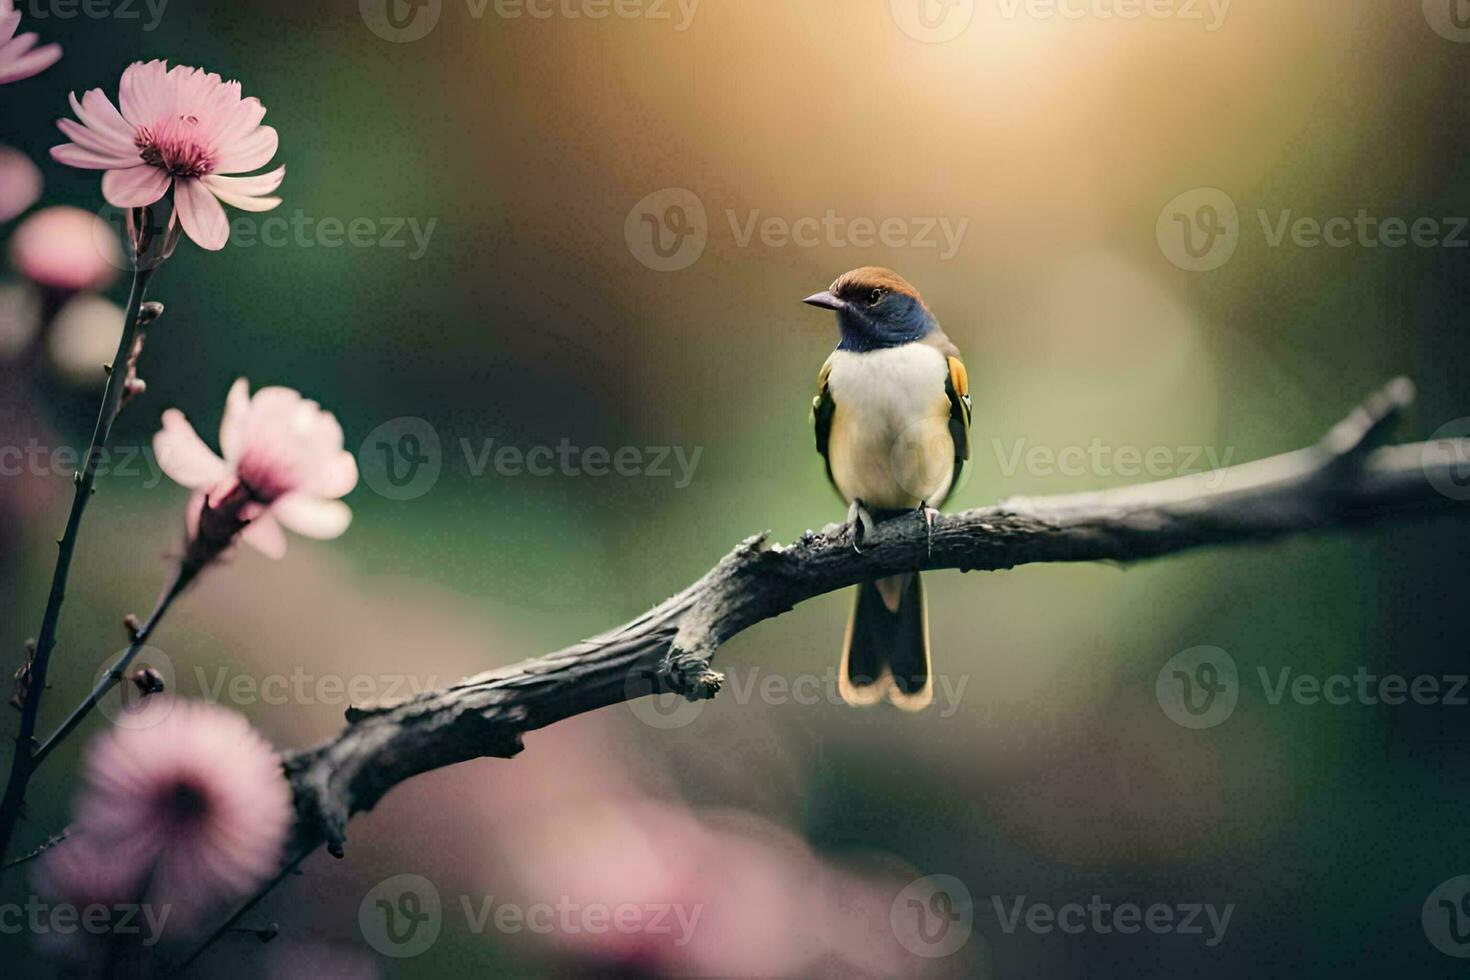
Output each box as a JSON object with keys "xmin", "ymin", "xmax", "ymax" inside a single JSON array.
[{"xmin": 804, "ymin": 268, "xmax": 971, "ymax": 711}]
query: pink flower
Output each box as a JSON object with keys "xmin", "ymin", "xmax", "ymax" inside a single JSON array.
[
  {"xmin": 0, "ymin": 144, "xmax": 41, "ymax": 222},
  {"xmin": 8, "ymin": 205, "xmax": 122, "ymax": 292},
  {"xmin": 35, "ymin": 700, "xmax": 294, "ymax": 931},
  {"xmin": 50, "ymin": 60, "xmax": 284, "ymax": 251},
  {"xmin": 154, "ymin": 378, "xmax": 357, "ymax": 563},
  {"xmin": 0, "ymin": 0, "xmax": 61, "ymax": 85}
]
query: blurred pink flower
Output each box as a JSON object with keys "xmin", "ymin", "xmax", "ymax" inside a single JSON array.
[
  {"xmin": 500, "ymin": 798, "xmax": 914, "ymax": 977},
  {"xmin": 0, "ymin": 144, "xmax": 41, "ymax": 221},
  {"xmin": 35, "ymin": 699, "xmax": 294, "ymax": 931},
  {"xmin": 50, "ymin": 60, "xmax": 284, "ymax": 250},
  {"xmin": 0, "ymin": 0, "xmax": 61, "ymax": 85},
  {"xmin": 155, "ymin": 378, "xmax": 357, "ymax": 563},
  {"xmin": 8, "ymin": 205, "xmax": 121, "ymax": 292}
]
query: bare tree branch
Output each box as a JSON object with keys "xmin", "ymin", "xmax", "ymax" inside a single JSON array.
[{"xmin": 282, "ymin": 378, "xmax": 1466, "ymax": 855}]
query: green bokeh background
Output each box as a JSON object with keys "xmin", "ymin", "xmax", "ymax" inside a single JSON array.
[{"xmin": 2, "ymin": 0, "xmax": 1469, "ymax": 976}]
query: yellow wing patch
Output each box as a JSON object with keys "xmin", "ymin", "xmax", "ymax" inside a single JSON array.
[{"xmin": 947, "ymin": 356, "xmax": 969, "ymax": 399}]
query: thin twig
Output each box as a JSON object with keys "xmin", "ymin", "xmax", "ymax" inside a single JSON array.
[
  {"xmin": 0, "ymin": 265, "xmax": 157, "ymax": 862},
  {"xmin": 167, "ymin": 846, "xmax": 314, "ymax": 975},
  {"xmin": 32, "ymin": 564, "xmax": 193, "ymax": 767},
  {"xmin": 0, "ymin": 828, "xmax": 67, "ymax": 872}
]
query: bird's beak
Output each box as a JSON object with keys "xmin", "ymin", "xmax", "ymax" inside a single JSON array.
[{"xmin": 802, "ymin": 291, "xmax": 844, "ymax": 312}]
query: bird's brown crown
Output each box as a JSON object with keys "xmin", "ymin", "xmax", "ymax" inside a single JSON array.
[{"xmin": 829, "ymin": 267, "xmax": 927, "ymax": 307}]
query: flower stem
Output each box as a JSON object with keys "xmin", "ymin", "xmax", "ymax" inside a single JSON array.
[
  {"xmin": 0, "ymin": 264, "xmax": 157, "ymax": 863},
  {"xmin": 31, "ymin": 563, "xmax": 194, "ymax": 767}
]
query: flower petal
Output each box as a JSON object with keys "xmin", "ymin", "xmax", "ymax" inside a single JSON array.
[
  {"xmin": 240, "ymin": 512, "xmax": 286, "ymax": 559},
  {"xmin": 117, "ymin": 59, "xmax": 169, "ymax": 125},
  {"xmin": 70, "ymin": 88, "xmax": 135, "ymax": 146},
  {"xmin": 307, "ymin": 451, "xmax": 359, "ymax": 499},
  {"xmin": 174, "ymin": 178, "xmax": 230, "ymax": 250},
  {"xmin": 153, "ymin": 409, "xmax": 228, "ymax": 489},
  {"xmin": 0, "ymin": 40, "xmax": 61, "ymax": 86},
  {"xmin": 212, "ymin": 125, "xmax": 277, "ymax": 175},
  {"xmin": 55, "ymin": 117, "xmax": 133, "ymax": 158},
  {"xmin": 204, "ymin": 166, "xmax": 284, "ymax": 198},
  {"xmin": 272, "ymin": 494, "xmax": 352, "ymax": 540},
  {"xmin": 218, "ymin": 377, "xmax": 252, "ymax": 463},
  {"xmin": 101, "ymin": 166, "xmax": 170, "ymax": 208},
  {"xmin": 49, "ymin": 142, "xmax": 138, "ymax": 170},
  {"xmin": 202, "ymin": 167, "xmax": 284, "ymax": 212}
]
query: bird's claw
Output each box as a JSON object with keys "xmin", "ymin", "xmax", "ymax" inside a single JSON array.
[{"xmin": 847, "ymin": 499, "xmax": 877, "ymax": 554}]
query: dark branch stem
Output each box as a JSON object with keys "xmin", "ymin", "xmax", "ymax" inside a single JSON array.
[
  {"xmin": 32, "ymin": 564, "xmax": 193, "ymax": 767},
  {"xmin": 0, "ymin": 265, "xmax": 157, "ymax": 862},
  {"xmin": 167, "ymin": 846, "xmax": 313, "ymax": 976},
  {"xmin": 281, "ymin": 378, "xmax": 1468, "ymax": 856}
]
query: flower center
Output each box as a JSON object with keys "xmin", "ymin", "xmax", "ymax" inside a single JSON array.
[
  {"xmin": 166, "ymin": 781, "xmax": 210, "ymax": 821},
  {"xmin": 136, "ymin": 114, "xmax": 215, "ymax": 179}
]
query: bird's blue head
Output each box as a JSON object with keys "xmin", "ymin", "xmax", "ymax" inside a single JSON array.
[{"xmin": 802, "ymin": 267, "xmax": 939, "ymax": 353}]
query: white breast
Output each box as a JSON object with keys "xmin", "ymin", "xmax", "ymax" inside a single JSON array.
[{"xmin": 826, "ymin": 344, "xmax": 955, "ymax": 510}]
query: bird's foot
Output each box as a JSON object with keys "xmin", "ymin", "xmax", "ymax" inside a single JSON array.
[
  {"xmin": 917, "ymin": 502, "xmax": 940, "ymax": 557},
  {"xmin": 847, "ymin": 499, "xmax": 877, "ymax": 554}
]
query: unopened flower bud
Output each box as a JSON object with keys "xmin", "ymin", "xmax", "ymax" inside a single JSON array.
[{"xmin": 130, "ymin": 667, "xmax": 166, "ymax": 697}]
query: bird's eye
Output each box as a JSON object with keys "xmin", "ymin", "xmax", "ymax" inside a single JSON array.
[{"xmin": 867, "ymin": 288, "xmax": 887, "ymax": 307}]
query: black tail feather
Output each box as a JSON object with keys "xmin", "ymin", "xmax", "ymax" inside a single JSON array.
[{"xmin": 840, "ymin": 573, "xmax": 933, "ymax": 711}]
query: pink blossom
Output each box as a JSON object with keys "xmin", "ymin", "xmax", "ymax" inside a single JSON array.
[
  {"xmin": 0, "ymin": 144, "xmax": 41, "ymax": 222},
  {"xmin": 35, "ymin": 699, "xmax": 294, "ymax": 931},
  {"xmin": 154, "ymin": 378, "xmax": 357, "ymax": 563},
  {"xmin": 50, "ymin": 60, "xmax": 284, "ymax": 251},
  {"xmin": 7, "ymin": 205, "xmax": 121, "ymax": 292},
  {"xmin": 0, "ymin": 0, "xmax": 61, "ymax": 85}
]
